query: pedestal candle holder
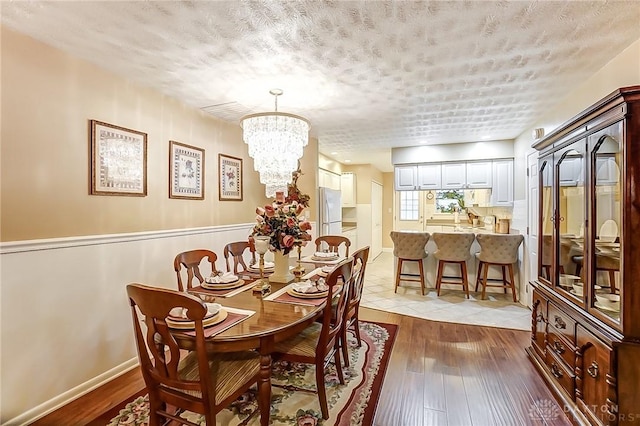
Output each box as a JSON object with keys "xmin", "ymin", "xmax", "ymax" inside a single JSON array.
[
  {"xmin": 253, "ymin": 236, "xmax": 271, "ymax": 286},
  {"xmin": 292, "ymin": 241, "xmax": 306, "ymax": 282}
]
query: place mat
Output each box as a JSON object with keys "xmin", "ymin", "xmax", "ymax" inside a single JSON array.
[
  {"xmin": 263, "ymin": 283, "xmax": 328, "ymax": 306},
  {"xmin": 182, "ymin": 307, "xmax": 255, "ymax": 337},
  {"xmin": 189, "ymin": 281, "xmax": 255, "ymax": 298}
]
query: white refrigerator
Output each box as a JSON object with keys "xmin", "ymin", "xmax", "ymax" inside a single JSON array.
[{"xmin": 319, "ymin": 187, "xmax": 342, "ymax": 236}]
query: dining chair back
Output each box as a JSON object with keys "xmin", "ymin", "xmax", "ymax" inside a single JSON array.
[
  {"xmin": 126, "ymin": 283, "xmax": 262, "ymax": 426},
  {"xmin": 273, "ymin": 257, "xmax": 354, "ymax": 419},
  {"xmin": 390, "ymin": 231, "xmax": 430, "ymax": 295},
  {"xmin": 223, "ymin": 240, "xmax": 257, "ymax": 275},
  {"xmin": 474, "ymin": 234, "xmax": 524, "ymax": 302},
  {"xmin": 341, "ymin": 246, "xmax": 370, "ymax": 366},
  {"xmin": 173, "ymin": 249, "xmax": 219, "ymax": 291},
  {"xmin": 314, "ymin": 235, "xmax": 351, "ymax": 257},
  {"xmin": 432, "ymin": 232, "xmax": 474, "ymax": 298}
]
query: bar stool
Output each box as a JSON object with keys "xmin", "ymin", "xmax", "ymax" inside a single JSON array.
[
  {"xmin": 474, "ymin": 234, "xmax": 524, "ymax": 302},
  {"xmin": 432, "ymin": 232, "xmax": 475, "ymax": 298},
  {"xmin": 390, "ymin": 231, "xmax": 430, "ymax": 295}
]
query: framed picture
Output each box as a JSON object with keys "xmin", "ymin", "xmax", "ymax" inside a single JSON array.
[
  {"xmin": 169, "ymin": 141, "xmax": 205, "ymax": 200},
  {"xmin": 90, "ymin": 120, "xmax": 147, "ymax": 196},
  {"xmin": 218, "ymin": 154, "xmax": 243, "ymax": 201}
]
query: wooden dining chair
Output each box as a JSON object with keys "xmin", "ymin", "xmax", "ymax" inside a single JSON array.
[
  {"xmin": 173, "ymin": 249, "xmax": 219, "ymax": 291},
  {"xmin": 223, "ymin": 240, "xmax": 257, "ymax": 275},
  {"xmin": 341, "ymin": 246, "xmax": 370, "ymax": 367},
  {"xmin": 126, "ymin": 283, "xmax": 263, "ymax": 426},
  {"xmin": 272, "ymin": 257, "xmax": 354, "ymax": 419},
  {"xmin": 314, "ymin": 235, "xmax": 351, "ymax": 257}
]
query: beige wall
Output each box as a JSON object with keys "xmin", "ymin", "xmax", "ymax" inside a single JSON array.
[
  {"xmin": 513, "ymin": 37, "xmax": 640, "ymax": 200},
  {"xmin": 0, "ymin": 27, "xmax": 318, "ymax": 242}
]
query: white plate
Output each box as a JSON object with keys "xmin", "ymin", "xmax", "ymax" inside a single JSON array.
[{"xmin": 598, "ymin": 219, "xmax": 618, "ymax": 243}]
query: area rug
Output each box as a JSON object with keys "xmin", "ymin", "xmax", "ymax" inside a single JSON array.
[{"xmin": 107, "ymin": 321, "xmax": 397, "ymax": 426}]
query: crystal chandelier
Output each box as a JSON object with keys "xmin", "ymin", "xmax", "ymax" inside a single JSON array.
[{"xmin": 240, "ymin": 89, "xmax": 310, "ymax": 197}]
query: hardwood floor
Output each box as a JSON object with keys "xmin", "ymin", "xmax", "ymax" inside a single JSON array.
[{"xmin": 31, "ymin": 307, "xmax": 570, "ymax": 426}]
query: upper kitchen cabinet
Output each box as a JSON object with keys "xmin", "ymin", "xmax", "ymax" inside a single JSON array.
[
  {"xmin": 442, "ymin": 161, "xmax": 492, "ymax": 189},
  {"xmin": 341, "ymin": 172, "xmax": 357, "ymax": 207},
  {"xmin": 394, "ymin": 165, "xmax": 418, "ymax": 190},
  {"xmin": 417, "ymin": 164, "xmax": 442, "ymax": 189},
  {"xmin": 490, "ymin": 160, "xmax": 514, "ymax": 206},
  {"xmin": 465, "ymin": 161, "xmax": 493, "ymax": 188},
  {"xmin": 441, "ymin": 163, "xmax": 466, "ymax": 189},
  {"xmin": 394, "ymin": 164, "xmax": 441, "ymax": 190},
  {"xmin": 319, "ymin": 169, "xmax": 341, "ymax": 191}
]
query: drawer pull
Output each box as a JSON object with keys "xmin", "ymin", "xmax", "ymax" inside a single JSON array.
[
  {"xmin": 551, "ymin": 363, "xmax": 564, "ymax": 379},
  {"xmin": 553, "ymin": 340, "xmax": 565, "ymax": 355},
  {"xmin": 587, "ymin": 361, "xmax": 599, "ymax": 379},
  {"xmin": 554, "ymin": 315, "xmax": 567, "ymax": 330}
]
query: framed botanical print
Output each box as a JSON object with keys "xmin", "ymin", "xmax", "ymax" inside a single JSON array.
[
  {"xmin": 218, "ymin": 154, "xmax": 243, "ymax": 201},
  {"xmin": 169, "ymin": 140, "xmax": 205, "ymax": 200},
  {"xmin": 90, "ymin": 120, "xmax": 147, "ymax": 196}
]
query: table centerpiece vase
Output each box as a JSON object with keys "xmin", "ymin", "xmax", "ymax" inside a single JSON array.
[{"xmin": 269, "ymin": 250, "xmax": 294, "ymax": 283}]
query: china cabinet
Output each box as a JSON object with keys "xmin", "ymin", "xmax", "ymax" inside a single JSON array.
[{"xmin": 528, "ymin": 86, "xmax": 640, "ymax": 425}]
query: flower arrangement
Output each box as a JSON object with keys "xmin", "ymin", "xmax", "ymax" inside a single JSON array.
[
  {"xmin": 285, "ymin": 167, "xmax": 310, "ymax": 208},
  {"xmin": 252, "ymin": 200, "xmax": 312, "ymax": 255}
]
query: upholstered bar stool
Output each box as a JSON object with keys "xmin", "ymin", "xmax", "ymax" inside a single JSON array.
[
  {"xmin": 474, "ymin": 234, "xmax": 524, "ymax": 302},
  {"xmin": 432, "ymin": 232, "xmax": 475, "ymax": 298},
  {"xmin": 390, "ymin": 231, "xmax": 430, "ymax": 295}
]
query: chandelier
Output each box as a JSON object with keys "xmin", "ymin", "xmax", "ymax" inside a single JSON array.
[{"xmin": 240, "ymin": 89, "xmax": 310, "ymax": 197}]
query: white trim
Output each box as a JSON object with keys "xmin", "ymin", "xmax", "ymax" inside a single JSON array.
[
  {"xmin": 0, "ymin": 224, "xmax": 254, "ymax": 254},
  {"xmin": 2, "ymin": 358, "xmax": 139, "ymax": 426}
]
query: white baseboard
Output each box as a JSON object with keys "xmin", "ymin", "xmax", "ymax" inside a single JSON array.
[{"xmin": 2, "ymin": 358, "xmax": 138, "ymax": 426}]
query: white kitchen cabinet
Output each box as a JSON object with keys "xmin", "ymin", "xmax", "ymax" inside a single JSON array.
[
  {"xmin": 441, "ymin": 163, "xmax": 466, "ymax": 189},
  {"xmin": 490, "ymin": 159, "xmax": 514, "ymax": 206},
  {"xmin": 341, "ymin": 172, "xmax": 357, "ymax": 207},
  {"xmin": 319, "ymin": 169, "xmax": 341, "ymax": 191},
  {"xmin": 342, "ymin": 228, "xmax": 357, "ymax": 251},
  {"xmin": 417, "ymin": 164, "xmax": 441, "ymax": 189},
  {"xmin": 465, "ymin": 161, "xmax": 492, "ymax": 188},
  {"xmin": 394, "ymin": 165, "xmax": 418, "ymax": 190}
]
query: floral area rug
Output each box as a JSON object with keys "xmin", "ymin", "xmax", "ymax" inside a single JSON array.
[{"xmin": 108, "ymin": 321, "xmax": 397, "ymax": 426}]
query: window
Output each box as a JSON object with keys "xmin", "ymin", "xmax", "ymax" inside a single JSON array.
[
  {"xmin": 435, "ymin": 190, "xmax": 464, "ymax": 213},
  {"xmin": 399, "ymin": 191, "xmax": 419, "ymax": 220}
]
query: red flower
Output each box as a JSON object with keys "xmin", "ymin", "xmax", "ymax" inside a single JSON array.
[
  {"xmin": 300, "ymin": 221, "xmax": 311, "ymax": 231},
  {"xmin": 264, "ymin": 205, "xmax": 276, "ymax": 217},
  {"xmin": 282, "ymin": 234, "xmax": 295, "ymax": 248}
]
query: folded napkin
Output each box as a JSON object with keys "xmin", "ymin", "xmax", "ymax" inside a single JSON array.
[
  {"xmin": 249, "ymin": 261, "xmax": 274, "ymax": 269},
  {"xmin": 292, "ymin": 280, "xmax": 329, "ymax": 294},
  {"xmin": 205, "ymin": 272, "xmax": 238, "ymax": 284},
  {"xmin": 314, "ymin": 251, "xmax": 338, "ymax": 258},
  {"xmin": 321, "ymin": 265, "xmax": 335, "ymax": 273}
]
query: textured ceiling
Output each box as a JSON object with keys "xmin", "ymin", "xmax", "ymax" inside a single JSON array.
[{"xmin": 2, "ymin": 1, "xmax": 640, "ymax": 172}]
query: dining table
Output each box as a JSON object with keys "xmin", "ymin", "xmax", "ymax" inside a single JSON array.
[{"xmin": 170, "ymin": 271, "xmax": 327, "ymax": 426}]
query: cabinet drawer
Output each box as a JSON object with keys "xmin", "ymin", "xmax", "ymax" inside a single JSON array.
[
  {"xmin": 576, "ymin": 327, "xmax": 614, "ymax": 425},
  {"xmin": 546, "ymin": 350, "xmax": 576, "ymax": 399},
  {"xmin": 548, "ymin": 303, "xmax": 576, "ymax": 344},
  {"xmin": 547, "ymin": 330, "xmax": 576, "ymax": 369}
]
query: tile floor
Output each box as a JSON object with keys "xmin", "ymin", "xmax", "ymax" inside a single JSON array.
[{"xmin": 360, "ymin": 251, "xmax": 532, "ymax": 331}]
